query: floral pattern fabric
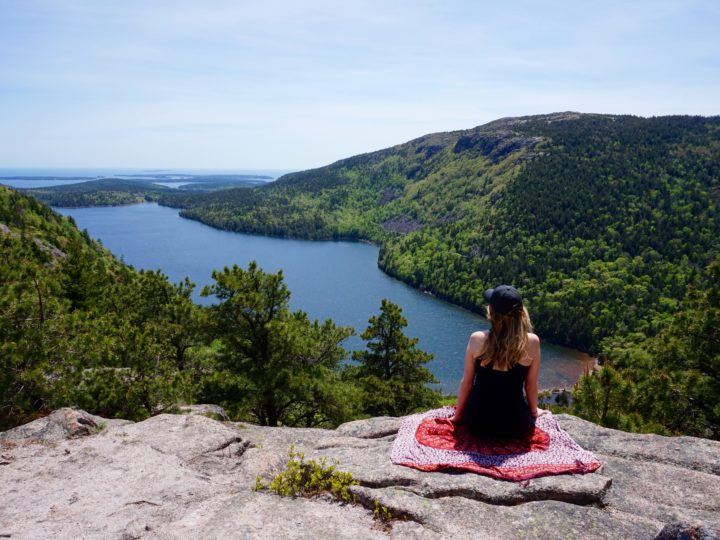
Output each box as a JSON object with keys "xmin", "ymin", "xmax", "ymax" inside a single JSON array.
[{"xmin": 391, "ymin": 407, "xmax": 602, "ymax": 481}]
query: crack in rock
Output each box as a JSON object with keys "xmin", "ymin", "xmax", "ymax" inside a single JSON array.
[
  {"xmin": 357, "ymin": 477, "xmax": 419, "ymax": 489},
  {"xmin": 401, "ymin": 475, "xmax": 612, "ymax": 507},
  {"xmin": 350, "ymin": 485, "xmax": 433, "ymax": 529},
  {"xmin": 202, "ymin": 437, "xmax": 248, "ymax": 456}
]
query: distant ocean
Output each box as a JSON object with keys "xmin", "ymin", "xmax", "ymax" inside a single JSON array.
[{"xmin": 0, "ymin": 168, "xmax": 294, "ymax": 189}]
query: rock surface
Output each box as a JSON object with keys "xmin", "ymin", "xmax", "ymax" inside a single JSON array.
[
  {"xmin": 0, "ymin": 408, "xmax": 131, "ymax": 442},
  {"xmin": 175, "ymin": 403, "xmax": 231, "ymax": 422},
  {"xmin": 1, "ymin": 408, "xmax": 718, "ymax": 539}
]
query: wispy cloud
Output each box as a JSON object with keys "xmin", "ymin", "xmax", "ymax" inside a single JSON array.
[{"xmin": 0, "ymin": 0, "xmax": 718, "ymax": 168}]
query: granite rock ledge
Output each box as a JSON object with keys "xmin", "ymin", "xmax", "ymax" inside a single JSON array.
[{"xmin": 0, "ymin": 408, "xmax": 718, "ymax": 539}]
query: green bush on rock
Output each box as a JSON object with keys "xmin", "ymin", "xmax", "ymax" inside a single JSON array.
[{"xmin": 256, "ymin": 446, "xmax": 358, "ymax": 503}]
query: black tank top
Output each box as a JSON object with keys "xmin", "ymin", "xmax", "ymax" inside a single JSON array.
[{"xmin": 463, "ymin": 356, "xmax": 535, "ymax": 438}]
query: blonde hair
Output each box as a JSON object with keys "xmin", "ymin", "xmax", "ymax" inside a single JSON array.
[{"xmin": 480, "ymin": 305, "xmax": 533, "ymax": 370}]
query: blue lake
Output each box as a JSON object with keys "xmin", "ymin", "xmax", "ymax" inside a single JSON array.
[{"xmin": 54, "ymin": 202, "xmax": 593, "ymax": 393}]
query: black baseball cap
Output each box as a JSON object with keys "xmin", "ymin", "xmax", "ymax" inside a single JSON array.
[{"xmin": 483, "ymin": 285, "xmax": 523, "ymax": 315}]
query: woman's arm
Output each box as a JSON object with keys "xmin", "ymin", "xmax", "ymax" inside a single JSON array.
[
  {"xmin": 524, "ymin": 333, "xmax": 541, "ymax": 417},
  {"xmin": 450, "ymin": 331, "xmax": 486, "ymax": 423}
]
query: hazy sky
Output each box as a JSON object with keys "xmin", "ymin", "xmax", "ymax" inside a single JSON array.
[{"xmin": 1, "ymin": 0, "xmax": 718, "ymax": 169}]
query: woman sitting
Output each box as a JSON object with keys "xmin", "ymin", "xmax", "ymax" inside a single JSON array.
[{"xmin": 449, "ymin": 285, "xmax": 545, "ymax": 438}]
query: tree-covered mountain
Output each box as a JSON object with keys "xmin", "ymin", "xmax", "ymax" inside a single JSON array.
[{"xmin": 162, "ymin": 113, "xmax": 720, "ymax": 357}]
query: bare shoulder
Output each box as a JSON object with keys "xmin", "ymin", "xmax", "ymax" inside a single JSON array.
[
  {"xmin": 527, "ymin": 333, "xmax": 540, "ymax": 355},
  {"xmin": 467, "ymin": 330, "xmax": 488, "ymax": 355},
  {"xmin": 514, "ymin": 333, "xmax": 540, "ymax": 367}
]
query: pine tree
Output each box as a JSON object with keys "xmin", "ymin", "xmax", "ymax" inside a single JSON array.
[
  {"xmin": 349, "ymin": 299, "xmax": 441, "ymax": 416},
  {"xmin": 202, "ymin": 261, "xmax": 356, "ymax": 426}
]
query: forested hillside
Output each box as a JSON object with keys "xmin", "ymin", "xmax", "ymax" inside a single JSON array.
[
  {"xmin": 0, "ymin": 185, "xmax": 203, "ymax": 427},
  {"xmin": 23, "ymin": 178, "xmax": 168, "ymax": 206},
  {"xmin": 0, "ymin": 186, "xmax": 440, "ymax": 430},
  {"xmin": 174, "ymin": 113, "xmax": 720, "ymax": 357}
]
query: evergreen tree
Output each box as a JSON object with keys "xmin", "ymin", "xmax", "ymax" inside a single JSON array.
[
  {"xmin": 201, "ymin": 261, "xmax": 357, "ymax": 426},
  {"xmin": 0, "ymin": 187, "xmax": 209, "ymax": 425},
  {"xmin": 647, "ymin": 257, "xmax": 720, "ymax": 437},
  {"xmin": 349, "ymin": 299, "xmax": 441, "ymax": 416}
]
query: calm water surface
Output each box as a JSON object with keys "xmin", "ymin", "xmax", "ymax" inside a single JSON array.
[
  {"xmin": 152, "ymin": 182, "xmax": 196, "ymax": 189},
  {"xmin": 55, "ymin": 203, "xmax": 593, "ymax": 393}
]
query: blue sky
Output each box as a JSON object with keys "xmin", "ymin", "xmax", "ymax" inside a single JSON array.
[{"xmin": 1, "ymin": 0, "xmax": 718, "ymax": 169}]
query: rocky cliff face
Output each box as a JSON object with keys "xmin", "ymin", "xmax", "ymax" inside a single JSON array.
[{"xmin": 1, "ymin": 408, "xmax": 718, "ymax": 539}]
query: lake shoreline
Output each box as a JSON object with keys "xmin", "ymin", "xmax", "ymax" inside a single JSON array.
[
  {"xmin": 53, "ymin": 201, "xmax": 597, "ymax": 393},
  {"xmin": 173, "ymin": 204, "xmax": 596, "ymax": 357}
]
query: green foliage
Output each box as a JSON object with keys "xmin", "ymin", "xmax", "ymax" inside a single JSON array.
[
  {"xmin": 373, "ymin": 500, "xmax": 394, "ymax": 524},
  {"xmin": 571, "ymin": 364, "xmax": 652, "ymax": 433},
  {"xmin": 0, "ymin": 187, "xmax": 443, "ymax": 430},
  {"xmin": 438, "ymin": 394, "xmax": 458, "ymax": 407},
  {"xmin": 22, "ymin": 178, "xmax": 162, "ymax": 207},
  {"xmin": 53, "ymin": 269, "xmax": 206, "ymax": 421},
  {"xmin": 348, "ymin": 299, "xmax": 442, "ymax": 416},
  {"xmin": 201, "ymin": 261, "xmax": 358, "ymax": 427},
  {"xmin": 572, "ymin": 256, "xmax": 720, "ymax": 438},
  {"xmin": 0, "ymin": 186, "xmax": 107, "ymax": 426},
  {"xmin": 257, "ymin": 446, "xmax": 403, "ymax": 528},
  {"xmin": 0, "ymin": 186, "xmax": 204, "ymax": 426},
  {"xmin": 260, "ymin": 445, "xmax": 358, "ymax": 503},
  {"xmin": 555, "ymin": 390, "xmax": 570, "ymax": 407},
  {"xmin": 253, "ymin": 475, "xmax": 266, "ymax": 491}
]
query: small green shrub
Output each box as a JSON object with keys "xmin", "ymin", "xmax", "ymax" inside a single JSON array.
[
  {"xmin": 438, "ymin": 394, "xmax": 457, "ymax": 407},
  {"xmin": 253, "ymin": 476, "xmax": 266, "ymax": 492},
  {"xmin": 373, "ymin": 500, "xmax": 393, "ymax": 522},
  {"xmin": 257, "ymin": 446, "xmax": 405, "ymax": 528},
  {"xmin": 258, "ymin": 445, "xmax": 358, "ymax": 503}
]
